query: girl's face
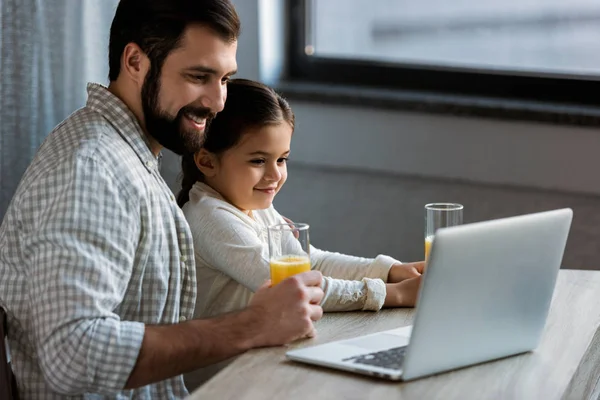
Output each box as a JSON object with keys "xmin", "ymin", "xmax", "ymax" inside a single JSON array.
[{"xmin": 205, "ymin": 122, "xmax": 293, "ymax": 214}]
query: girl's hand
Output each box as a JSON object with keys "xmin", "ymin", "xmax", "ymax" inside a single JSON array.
[
  {"xmin": 282, "ymin": 216, "xmax": 299, "ymax": 239},
  {"xmin": 383, "ymin": 276, "xmax": 423, "ymax": 308},
  {"xmin": 387, "ymin": 261, "xmax": 425, "ymax": 283}
]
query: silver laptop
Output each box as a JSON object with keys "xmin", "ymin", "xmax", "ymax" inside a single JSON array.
[{"xmin": 286, "ymin": 208, "xmax": 573, "ymax": 381}]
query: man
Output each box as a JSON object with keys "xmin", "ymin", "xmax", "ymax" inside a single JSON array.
[{"xmin": 0, "ymin": 0, "xmax": 324, "ymax": 398}]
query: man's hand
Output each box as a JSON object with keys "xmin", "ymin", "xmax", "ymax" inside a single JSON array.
[
  {"xmin": 383, "ymin": 276, "xmax": 423, "ymax": 308},
  {"xmin": 248, "ymin": 270, "xmax": 324, "ymax": 347},
  {"xmin": 125, "ymin": 271, "xmax": 324, "ymax": 389},
  {"xmin": 387, "ymin": 261, "xmax": 425, "ymax": 283}
]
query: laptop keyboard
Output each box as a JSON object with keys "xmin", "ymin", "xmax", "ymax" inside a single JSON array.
[{"xmin": 342, "ymin": 346, "xmax": 407, "ymax": 370}]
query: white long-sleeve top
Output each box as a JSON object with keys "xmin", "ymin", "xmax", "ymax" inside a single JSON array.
[{"xmin": 182, "ymin": 182, "xmax": 401, "ymax": 319}]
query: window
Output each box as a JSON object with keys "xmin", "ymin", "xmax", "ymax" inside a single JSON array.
[{"xmin": 288, "ymin": 0, "xmax": 600, "ymax": 106}]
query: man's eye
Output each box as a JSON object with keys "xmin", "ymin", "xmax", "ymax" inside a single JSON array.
[
  {"xmin": 222, "ymin": 76, "xmax": 231, "ymax": 84},
  {"xmin": 191, "ymin": 75, "xmax": 208, "ymax": 82}
]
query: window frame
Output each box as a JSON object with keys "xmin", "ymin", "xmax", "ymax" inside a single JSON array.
[{"xmin": 287, "ymin": 0, "xmax": 600, "ymax": 107}]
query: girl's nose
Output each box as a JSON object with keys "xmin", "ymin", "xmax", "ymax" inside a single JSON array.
[{"xmin": 265, "ymin": 164, "xmax": 282, "ymax": 181}]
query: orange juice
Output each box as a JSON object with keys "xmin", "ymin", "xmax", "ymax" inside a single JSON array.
[
  {"xmin": 425, "ymin": 235, "xmax": 434, "ymax": 260},
  {"xmin": 270, "ymin": 255, "xmax": 311, "ymax": 285}
]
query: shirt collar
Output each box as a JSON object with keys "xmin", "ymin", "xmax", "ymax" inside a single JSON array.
[
  {"xmin": 190, "ymin": 182, "xmax": 224, "ymax": 201},
  {"xmin": 190, "ymin": 182, "xmax": 260, "ymax": 225},
  {"xmin": 85, "ymin": 82, "xmax": 160, "ymax": 172}
]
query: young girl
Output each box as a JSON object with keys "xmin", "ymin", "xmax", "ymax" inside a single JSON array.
[
  {"xmin": 178, "ymin": 78, "xmax": 424, "ymax": 323},
  {"xmin": 178, "ymin": 79, "xmax": 424, "ymax": 388}
]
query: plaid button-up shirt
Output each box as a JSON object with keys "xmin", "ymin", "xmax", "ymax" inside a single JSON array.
[{"xmin": 0, "ymin": 83, "xmax": 196, "ymax": 399}]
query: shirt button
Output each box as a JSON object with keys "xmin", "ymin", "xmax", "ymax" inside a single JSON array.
[
  {"xmin": 145, "ymin": 160, "xmax": 153, "ymax": 169},
  {"xmin": 179, "ymin": 316, "xmax": 187, "ymax": 322},
  {"xmin": 170, "ymin": 195, "xmax": 176, "ymax": 202}
]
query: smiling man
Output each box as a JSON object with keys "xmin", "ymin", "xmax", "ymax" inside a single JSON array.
[{"xmin": 0, "ymin": 0, "xmax": 324, "ymax": 398}]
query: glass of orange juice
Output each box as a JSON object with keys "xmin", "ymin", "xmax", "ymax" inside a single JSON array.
[
  {"xmin": 268, "ymin": 222, "xmax": 311, "ymax": 285},
  {"xmin": 425, "ymin": 203, "xmax": 463, "ymax": 261}
]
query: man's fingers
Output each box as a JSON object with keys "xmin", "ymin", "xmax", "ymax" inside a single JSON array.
[
  {"xmin": 308, "ymin": 304, "xmax": 323, "ymax": 322},
  {"xmin": 305, "ymin": 286, "xmax": 324, "ymax": 305},
  {"xmin": 257, "ymin": 279, "xmax": 272, "ymax": 291},
  {"xmin": 304, "ymin": 326, "xmax": 317, "ymax": 338},
  {"xmin": 295, "ymin": 270, "xmax": 323, "ymax": 287}
]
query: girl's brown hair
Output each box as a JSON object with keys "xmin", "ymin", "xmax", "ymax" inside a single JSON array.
[{"xmin": 177, "ymin": 79, "xmax": 295, "ymax": 207}]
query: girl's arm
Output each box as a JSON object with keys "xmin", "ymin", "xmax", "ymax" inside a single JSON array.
[
  {"xmin": 277, "ymin": 215, "xmax": 402, "ymax": 312},
  {"xmin": 190, "ymin": 206, "xmax": 272, "ymax": 292},
  {"xmin": 192, "ymin": 205, "xmax": 414, "ymax": 312},
  {"xmin": 310, "ymin": 246, "xmax": 399, "ymax": 281},
  {"xmin": 309, "ymin": 249, "xmax": 425, "ymax": 311},
  {"xmin": 310, "ymin": 248, "xmax": 400, "ymax": 312}
]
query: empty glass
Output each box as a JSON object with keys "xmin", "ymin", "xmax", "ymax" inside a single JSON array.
[{"xmin": 425, "ymin": 203, "xmax": 463, "ymax": 261}]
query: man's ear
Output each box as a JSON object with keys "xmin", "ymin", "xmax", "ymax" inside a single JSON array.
[
  {"xmin": 194, "ymin": 149, "xmax": 218, "ymax": 178},
  {"xmin": 121, "ymin": 42, "xmax": 150, "ymax": 87}
]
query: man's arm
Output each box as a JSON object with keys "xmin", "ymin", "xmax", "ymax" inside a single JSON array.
[
  {"xmin": 26, "ymin": 156, "xmax": 145, "ymax": 395},
  {"xmin": 26, "ymin": 155, "xmax": 323, "ymax": 394},
  {"xmin": 125, "ymin": 272, "xmax": 324, "ymax": 388}
]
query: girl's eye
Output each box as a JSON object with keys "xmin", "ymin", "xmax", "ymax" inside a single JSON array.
[
  {"xmin": 277, "ymin": 157, "xmax": 289, "ymax": 164},
  {"xmin": 250, "ymin": 159, "xmax": 266, "ymax": 165}
]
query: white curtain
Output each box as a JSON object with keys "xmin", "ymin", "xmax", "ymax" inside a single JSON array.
[{"xmin": 0, "ymin": 0, "xmax": 119, "ymax": 217}]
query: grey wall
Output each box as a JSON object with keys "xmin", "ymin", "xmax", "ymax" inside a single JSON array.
[
  {"xmin": 287, "ymin": 102, "xmax": 600, "ymax": 196},
  {"xmin": 274, "ymin": 164, "xmax": 600, "ymax": 270},
  {"xmin": 161, "ymin": 0, "xmax": 600, "ymax": 270}
]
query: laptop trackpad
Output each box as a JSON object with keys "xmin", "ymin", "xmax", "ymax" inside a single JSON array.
[{"xmin": 343, "ymin": 329, "xmax": 411, "ymax": 351}]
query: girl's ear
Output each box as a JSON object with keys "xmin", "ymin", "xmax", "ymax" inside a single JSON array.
[{"xmin": 194, "ymin": 149, "xmax": 218, "ymax": 178}]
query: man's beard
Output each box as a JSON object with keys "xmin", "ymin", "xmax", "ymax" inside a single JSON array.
[{"xmin": 141, "ymin": 71, "xmax": 215, "ymax": 155}]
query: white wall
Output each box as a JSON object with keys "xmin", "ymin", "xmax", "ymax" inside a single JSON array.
[{"xmin": 228, "ymin": 0, "xmax": 600, "ymax": 197}]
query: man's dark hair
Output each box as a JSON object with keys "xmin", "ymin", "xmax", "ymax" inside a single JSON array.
[{"xmin": 108, "ymin": 0, "xmax": 240, "ymax": 81}]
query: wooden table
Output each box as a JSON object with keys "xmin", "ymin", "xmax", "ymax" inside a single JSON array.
[{"xmin": 188, "ymin": 270, "xmax": 600, "ymax": 400}]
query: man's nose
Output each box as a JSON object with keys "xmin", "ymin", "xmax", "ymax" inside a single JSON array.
[{"xmin": 200, "ymin": 81, "xmax": 226, "ymax": 113}]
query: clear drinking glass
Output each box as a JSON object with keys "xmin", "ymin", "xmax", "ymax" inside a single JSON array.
[
  {"xmin": 425, "ymin": 203, "xmax": 464, "ymax": 261},
  {"xmin": 268, "ymin": 223, "xmax": 311, "ymax": 285}
]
